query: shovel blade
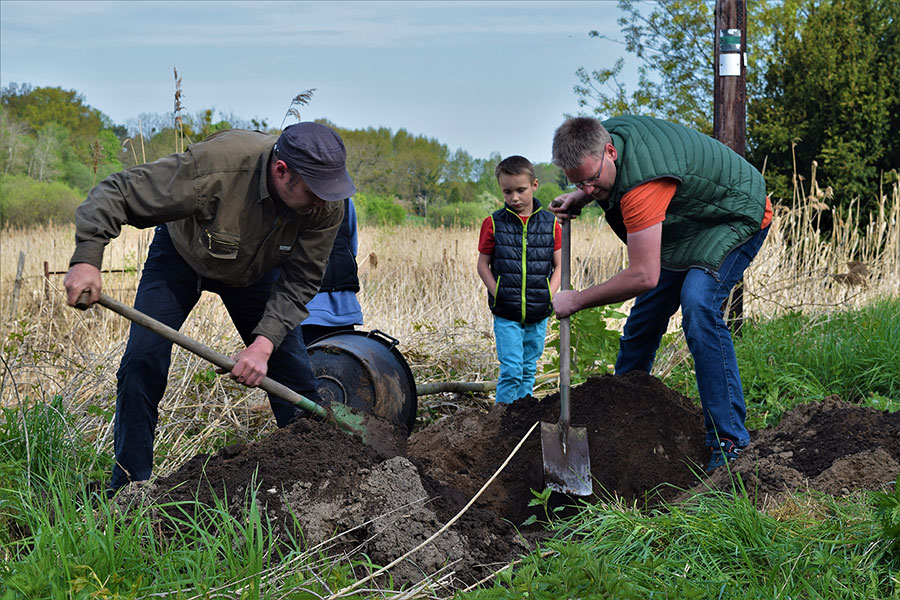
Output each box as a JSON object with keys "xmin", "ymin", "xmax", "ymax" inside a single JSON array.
[{"xmin": 540, "ymin": 420, "xmax": 592, "ymax": 496}]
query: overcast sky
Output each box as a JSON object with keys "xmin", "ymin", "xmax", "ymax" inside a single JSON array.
[{"xmin": 0, "ymin": 0, "xmax": 636, "ymax": 164}]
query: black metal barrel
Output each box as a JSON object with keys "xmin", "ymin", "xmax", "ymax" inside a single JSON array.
[{"xmin": 307, "ymin": 330, "xmax": 418, "ymax": 434}]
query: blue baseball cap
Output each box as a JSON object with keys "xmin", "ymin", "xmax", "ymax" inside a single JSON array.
[{"xmin": 275, "ymin": 122, "xmax": 356, "ymax": 201}]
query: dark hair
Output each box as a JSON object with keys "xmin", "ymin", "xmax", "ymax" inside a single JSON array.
[
  {"xmin": 494, "ymin": 155, "xmax": 536, "ymax": 182},
  {"xmin": 552, "ymin": 117, "xmax": 611, "ymax": 170}
]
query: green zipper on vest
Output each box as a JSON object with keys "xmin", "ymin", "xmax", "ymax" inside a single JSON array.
[{"xmin": 508, "ymin": 205, "xmax": 542, "ymax": 323}]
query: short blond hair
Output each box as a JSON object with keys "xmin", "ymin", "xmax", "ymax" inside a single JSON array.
[{"xmin": 552, "ymin": 117, "xmax": 611, "ymax": 170}]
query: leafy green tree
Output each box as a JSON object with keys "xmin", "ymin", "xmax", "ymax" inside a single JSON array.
[
  {"xmin": 391, "ymin": 129, "xmax": 448, "ymax": 217},
  {"xmin": 0, "ymin": 106, "xmax": 30, "ymax": 175},
  {"xmin": 748, "ymin": 0, "xmax": 900, "ymax": 210},
  {"xmin": 443, "ymin": 148, "xmax": 476, "ymax": 185},
  {"xmin": 535, "ymin": 162, "xmax": 567, "ymax": 190},
  {"xmin": 438, "ymin": 149, "xmax": 481, "ymax": 205},
  {"xmin": 95, "ymin": 129, "xmax": 122, "ymax": 165},
  {"xmin": 574, "ymin": 0, "xmax": 777, "ymax": 135},
  {"xmin": 575, "ymin": 0, "xmax": 896, "ymax": 223},
  {"xmin": 1, "ymin": 84, "xmax": 109, "ymax": 161},
  {"xmin": 535, "ymin": 182, "xmax": 566, "ymax": 207},
  {"xmin": 337, "ymin": 125, "xmax": 396, "ymax": 196},
  {"xmin": 472, "ymin": 153, "xmax": 502, "ymax": 198},
  {"xmin": 576, "ymin": 0, "xmax": 715, "ymax": 133},
  {"xmin": 183, "ymin": 108, "xmax": 232, "ymax": 140},
  {"xmin": 1, "ymin": 83, "xmax": 125, "ymax": 192},
  {"xmin": 26, "ymin": 124, "xmax": 65, "ymax": 182}
]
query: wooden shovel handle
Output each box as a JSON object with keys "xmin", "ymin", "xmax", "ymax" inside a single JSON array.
[{"xmin": 74, "ymin": 291, "xmax": 328, "ymax": 420}]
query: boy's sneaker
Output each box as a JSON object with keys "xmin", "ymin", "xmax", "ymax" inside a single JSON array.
[{"xmin": 706, "ymin": 439, "xmax": 743, "ymax": 473}]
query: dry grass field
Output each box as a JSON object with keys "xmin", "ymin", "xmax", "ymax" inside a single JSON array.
[{"xmin": 1, "ymin": 182, "xmax": 897, "ymax": 477}]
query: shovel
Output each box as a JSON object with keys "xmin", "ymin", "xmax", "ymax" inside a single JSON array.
[
  {"xmin": 540, "ymin": 218, "xmax": 592, "ymax": 496},
  {"xmin": 75, "ymin": 292, "xmax": 397, "ymax": 453}
]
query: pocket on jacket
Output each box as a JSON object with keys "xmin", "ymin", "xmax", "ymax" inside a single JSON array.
[{"xmin": 203, "ymin": 228, "xmax": 240, "ymax": 259}]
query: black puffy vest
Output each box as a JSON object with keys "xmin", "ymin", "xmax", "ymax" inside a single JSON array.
[
  {"xmin": 488, "ymin": 199, "xmax": 556, "ymax": 323},
  {"xmin": 318, "ymin": 198, "xmax": 360, "ymax": 292}
]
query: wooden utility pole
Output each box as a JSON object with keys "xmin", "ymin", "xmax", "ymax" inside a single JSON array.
[{"xmin": 714, "ymin": 0, "xmax": 748, "ymax": 335}]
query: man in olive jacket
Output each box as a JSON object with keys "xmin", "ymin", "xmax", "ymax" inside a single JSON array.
[
  {"xmin": 549, "ymin": 115, "xmax": 772, "ymax": 473},
  {"xmin": 64, "ymin": 122, "xmax": 355, "ymax": 494}
]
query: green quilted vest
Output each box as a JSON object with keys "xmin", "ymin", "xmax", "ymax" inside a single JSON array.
[{"xmin": 599, "ymin": 115, "xmax": 767, "ymax": 271}]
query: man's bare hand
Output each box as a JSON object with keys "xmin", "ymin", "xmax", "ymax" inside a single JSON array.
[
  {"xmin": 226, "ymin": 336, "xmax": 274, "ymax": 387},
  {"xmin": 552, "ymin": 289, "xmax": 582, "ymax": 319},
  {"xmin": 64, "ymin": 263, "xmax": 102, "ymax": 308},
  {"xmin": 548, "ymin": 190, "xmax": 587, "ymax": 221}
]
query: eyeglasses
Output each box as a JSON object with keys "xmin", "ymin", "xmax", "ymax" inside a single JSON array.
[{"xmin": 571, "ymin": 154, "xmax": 606, "ymax": 191}]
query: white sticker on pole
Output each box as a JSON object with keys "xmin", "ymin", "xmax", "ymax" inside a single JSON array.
[{"xmin": 719, "ymin": 53, "xmax": 741, "ymax": 76}]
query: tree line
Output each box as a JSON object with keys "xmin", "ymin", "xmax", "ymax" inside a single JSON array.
[
  {"xmin": 2, "ymin": 0, "xmax": 896, "ymax": 228},
  {"xmin": 0, "ymin": 83, "xmax": 568, "ymax": 228}
]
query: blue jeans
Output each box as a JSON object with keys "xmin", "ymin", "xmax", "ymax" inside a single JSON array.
[
  {"xmin": 493, "ymin": 315, "xmax": 548, "ymax": 404},
  {"xmin": 615, "ymin": 227, "xmax": 769, "ymax": 447},
  {"xmin": 110, "ymin": 225, "xmax": 320, "ymax": 489}
]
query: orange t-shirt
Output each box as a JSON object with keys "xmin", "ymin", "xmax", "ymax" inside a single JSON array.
[{"xmin": 619, "ymin": 178, "xmax": 773, "ymax": 233}]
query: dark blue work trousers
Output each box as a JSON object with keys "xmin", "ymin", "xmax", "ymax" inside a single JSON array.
[{"xmin": 110, "ymin": 225, "xmax": 318, "ymax": 490}]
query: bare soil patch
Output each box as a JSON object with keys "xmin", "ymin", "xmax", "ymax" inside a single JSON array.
[{"xmin": 141, "ymin": 372, "xmax": 899, "ymax": 587}]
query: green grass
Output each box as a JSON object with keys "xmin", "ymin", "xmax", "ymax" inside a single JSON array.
[
  {"xmin": 665, "ymin": 296, "xmax": 900, "ymax": 429},
  {"xmin": 459, "ymin": 484, "xmax": 899, "ymax": 599},
  {"xmin": 457, "ymin": 297, "xmax": 900, "ymax": 600},
  {"xmin": 0, "ymin": 398, "xmax": 383, "ymax": 599},
  {"xmin": 2, "ymin": 299, "xmax": 898, "ymax": 598}
]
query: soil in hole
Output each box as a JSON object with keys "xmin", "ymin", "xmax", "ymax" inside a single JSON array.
[{"xmin": 132, "ymin": 372, "xmax": 899, "ymax": 587}]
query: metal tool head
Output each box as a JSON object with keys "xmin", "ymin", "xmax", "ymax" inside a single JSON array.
[{"xmin": 540, "ymin": 420, "xmax": 592, "ymax": 496}]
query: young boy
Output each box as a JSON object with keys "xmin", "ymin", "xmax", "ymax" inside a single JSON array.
[{"xmin": 477, "ymin": 155, "xmax": 562, "ymax": 404}]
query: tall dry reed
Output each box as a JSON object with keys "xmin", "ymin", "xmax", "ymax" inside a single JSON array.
[{"xmin": 1, "ymin": 177, "xmax": 897, "ymax": 477}]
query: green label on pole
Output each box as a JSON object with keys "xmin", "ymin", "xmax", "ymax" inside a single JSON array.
[{"xmin": 720, "ymin": 29, "xmax": 741, "ymax": 52}]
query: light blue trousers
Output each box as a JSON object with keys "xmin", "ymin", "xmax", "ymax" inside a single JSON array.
[{"xmin": 493, "ymin": 315, "xmax": 548, "ymax": 404}]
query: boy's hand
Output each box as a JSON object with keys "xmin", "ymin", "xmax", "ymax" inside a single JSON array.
[{"xmin": 549, "ymin": 191, "xmax": 586, "ymax": 221}]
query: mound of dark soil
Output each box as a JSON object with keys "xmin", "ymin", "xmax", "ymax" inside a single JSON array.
[
  {"xmin": 137, "ymin": 372, "xmax": 899, "ymax": 588},
  {"xmin": 695, "ymin": 394, "xmax": 900, "ymax": 508},
  {"xmin": 408, "ymin": 372, "xmax": 708, "ymax": 527}
]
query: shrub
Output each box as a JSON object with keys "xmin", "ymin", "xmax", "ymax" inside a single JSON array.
[
  {"xmin": 535, "ymin": 182, "xmax": 566, "ymax": 206},
  {"xmin": 354, "ymin": 192, "xmax": 406, "ymax": 226},
  {"xmin": 425, "ymin": 201, "xmax": 486, "ymax": 227},
  {"xmin": 0, "ymin": 173, "xmax": 83, "ymax": 226}
]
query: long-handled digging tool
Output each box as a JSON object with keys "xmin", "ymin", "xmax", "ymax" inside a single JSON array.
[
  {"xmin": 540, "ymin": 218, "xmax": 592, "ymax": 496},
  {"xmin": 75, "ymin": 292, "xmax": 403, "ymax": 455}
]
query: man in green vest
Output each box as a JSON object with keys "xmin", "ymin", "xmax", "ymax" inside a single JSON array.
[{"xmin": 549, "ymin": 115, "xmax": 772, "ymax": 473}]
